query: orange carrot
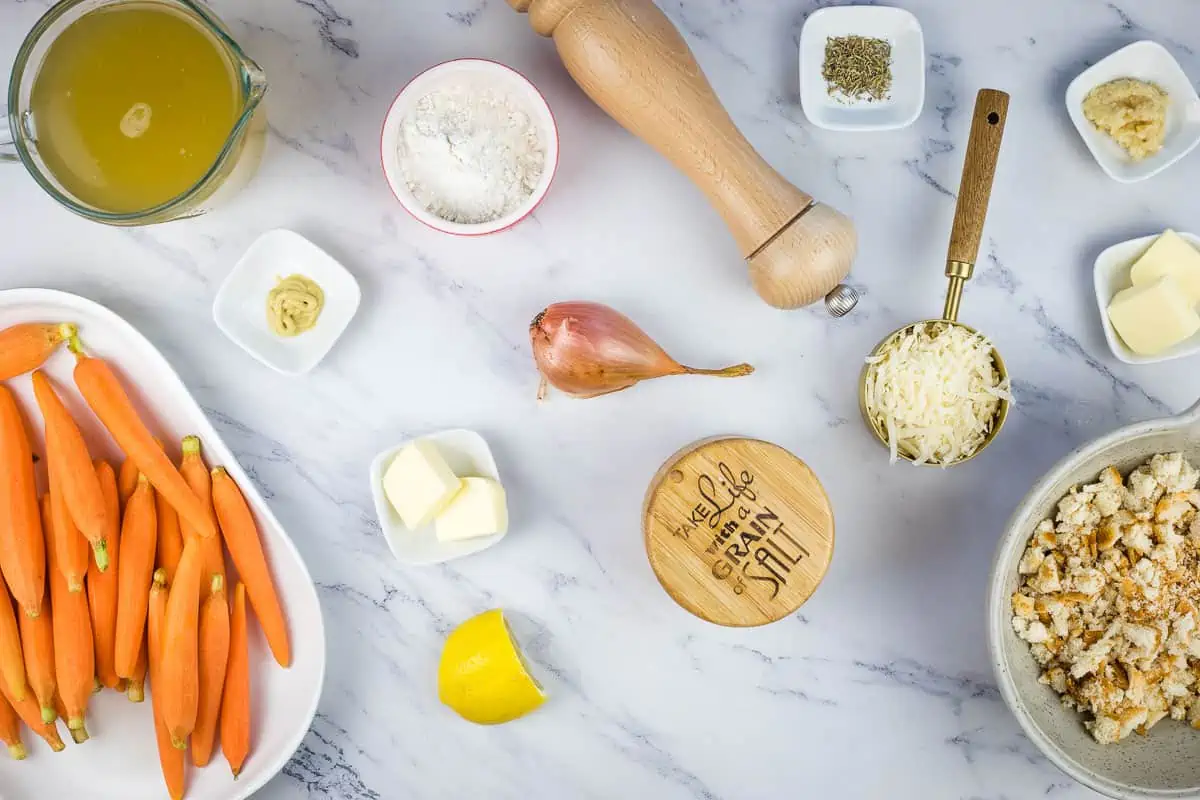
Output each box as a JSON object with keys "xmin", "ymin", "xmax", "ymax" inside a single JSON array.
[
  {"xmin": 180, "ymin": 436, "xmax": 225, "ymax": 587},
  {"xmin": 0, "ymin": 680, "xmax": 62, "ymax": 752},
  {"xmin": 0, "ymin": 688, "xmax": 25, "ymax": 759},
  {"xmin": 47, "ymin": 484, "xmax": 88, "ymax": 594},
  {"xmin": 127, "ymin": 635, "xmax": 147, "ymax": 703},
  {"xmin": 19, "ymin": 503, "xmax": 54, "ymax": 723},
  {"xmin": 45, "ymin": 495, "xmax": 92, "ymax": 742},
  {"xmin": 0, "ymin": 387, "xmax": 46, "ymax": 617},
  {"xmin": 89, "ymin": 460, "xmax": 121, "ymax": 690},
  {"xmin": 192, "ymin": 574, "xmax": 229, "ymax": 767},
  {"xmin": 32, "ymin": 371, "xmax": 108, "ymax": 569},
  {"xmin": 211, "ymin": 468, "xmax": 289, "ymax": 667},
  {"xmin": 156, "ymin": 490, "xmax": 184, "ymax": 584},
  {"xmin": 0, "ymin": 575, "xmax": 26, "ymax": 701},
  {"xmin": 118, "ymin": 458, "xmax": 138, "ymax": 506},
  {"xmin": 115, "ymin": 475, "xmax": 157, "ymax": 679},
  {"xmin": 71, "ymin": 341, "xmax": 216, "ymax": 539},
  {"xmin": 0, "ymin": 323, "xmax": 75, "ymax": 381},
  {"xmin": 162, "ymin": 538, "xmax": 203, "ymax": 747},
  {"xmin": 221, "ymin": 583, "xmax": 249, "ymax": 778},
  {"xmin": 148, "ymin": 568, "xmax": 185, "ymax": 799}
]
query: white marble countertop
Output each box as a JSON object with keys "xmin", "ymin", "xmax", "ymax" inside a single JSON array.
[{"xmin": 5, "ymin": 1, "xmax": 1200, "ymax": 797}]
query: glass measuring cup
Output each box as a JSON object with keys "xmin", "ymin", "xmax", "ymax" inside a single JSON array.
[
  {"xmin": 859, "ymin": 89, "xmax": 1012, "ymax": 466},
  {"xmin": 1, "ymin": 0, "xmax": 268, "ymax": 225}
]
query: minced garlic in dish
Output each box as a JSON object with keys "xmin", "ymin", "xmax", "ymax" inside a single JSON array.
[{"xmin": 1082, "ymin": 78, "xmax": 1169, "ymax": 162}]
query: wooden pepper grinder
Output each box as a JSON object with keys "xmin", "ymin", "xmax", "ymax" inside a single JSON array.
[{"xmin": 508, "ymin": 0, "xmax": 859, "ymax": 315}]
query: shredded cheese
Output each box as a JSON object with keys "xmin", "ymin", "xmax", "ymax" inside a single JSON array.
[{"xmin": 863, "ymin": 322, "xmax": 1011, "ymax": 466}]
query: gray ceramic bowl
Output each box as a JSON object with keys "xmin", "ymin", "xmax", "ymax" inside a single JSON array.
[{"xmin": 988, "ymin": 401, "xmax": 1200, "ymax": 799}]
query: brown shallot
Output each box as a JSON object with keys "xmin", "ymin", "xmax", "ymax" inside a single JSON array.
[{"xmin": 529, "ymin": 301, "xmax": 753, "ymax": 399}]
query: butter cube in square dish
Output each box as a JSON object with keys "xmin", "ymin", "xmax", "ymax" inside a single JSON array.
[
  {"xmin": 369, "ymin": 430, "xmax": 507, "ymax": 565},
  {"xmin": 1107, "ymin": 275, "xmax": 1200, "ymax": 355},
  {"xmin": 1129, "ymin": 230, "xmax": 1200, "ymax": 303},
  {"xmin": 436, "ymin": 478, "xmax": 508, "ymax": 543},
  {"xmin": 1094, "ymin": 231, "xmax": 1200, "ymax": 364},
  {"xmin": 383, "ymin": 440, "xmax": 463, "ymax": 529}
]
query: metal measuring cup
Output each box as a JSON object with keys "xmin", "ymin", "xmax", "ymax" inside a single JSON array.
[{"xmin": 859, "ymin": 89, "xmax": 1012, "ymax": 466}]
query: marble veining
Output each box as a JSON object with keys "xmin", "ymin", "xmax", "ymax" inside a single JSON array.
[{"xmin": 5, "ymin": 0, "xmax": 1200, "ymax": 797}]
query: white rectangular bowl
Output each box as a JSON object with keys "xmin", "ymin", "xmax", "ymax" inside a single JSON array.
[
  {"xmin": 1066, "ymin": 40, "xmax": 1200, "ymax": 183},
  {"xmin": 1092, "ymin": 231, "xmax": 1200, "ymax": 364},
  {"xmin": 0, "ymin": 288, "xmax": 325, "ymax": 800}
]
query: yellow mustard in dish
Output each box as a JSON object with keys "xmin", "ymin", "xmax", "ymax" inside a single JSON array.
[
  {"xmin": 1082, "ymin": 78, "xmax": 1169, "ymax": 161},
  {"xmin": 266, "ymin": 274, "xmax": 325, "ymax": 337}
]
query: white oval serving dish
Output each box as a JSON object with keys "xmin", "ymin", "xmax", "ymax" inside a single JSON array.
[{"xmin": 0, "ymin": 288, "xmax": 326, "ymax": 800}]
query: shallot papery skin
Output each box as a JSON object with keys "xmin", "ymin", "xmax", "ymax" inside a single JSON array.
[{"xmin": 529, "ymin": 302, "xmax": 753, "ymax": 399}]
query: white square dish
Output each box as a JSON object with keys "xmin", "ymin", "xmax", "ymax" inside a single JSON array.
[
  {"xmin": 1066, "ymin": 41, "xmax": 1200, "ymax": 183},
  {"xmin": 798, "ymin": 5, "xmax": 925, "ymax": 132},
  {"xmin": 368, "ymin": 430, "xmax": 507, "ymax": 565},
  {"xmin": 1093, "ymin": 231, "xmax": 1200, "ymax": 364},
  {"xmin": 213, "ymin": 229, "xmax": 361, "ymax": 375}
]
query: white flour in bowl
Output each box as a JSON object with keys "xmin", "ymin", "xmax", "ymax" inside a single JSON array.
[{"xmin": 396, "ymin": 85, "xmax": 546, "ymax": 224}]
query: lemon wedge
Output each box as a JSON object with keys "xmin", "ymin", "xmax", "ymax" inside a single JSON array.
[{"xmin": 438, "ymin": 609, "xmax": 546, "ymax": 725}]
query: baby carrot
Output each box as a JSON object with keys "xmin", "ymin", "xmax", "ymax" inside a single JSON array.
[
  {"xmin": 0, "ymin": 689, "xmax": 25, "ymax": 760},
  {"xmin": 0, "ymin": 323, "xmax": 75, "ymax": 381},
  {"xmin": 0, "ymin": 387, "xmax": 45, "ymax": 617},
  {"xmin": 32, "ymin": 371, "xmax": 108, "ymax": 569},
  {"xmin": 0, "ymin": 575, "xmax": 26, "ymax": 701},
  {"xmin": 191, "ymin": 574, "xmax": 229, "ymax": 767},
  {"xmin": 126, "ymin": 636, "xmax": 147, "ymax": 704},
  {"xmin": 115, "ymin": 475, "xmax": 157, "ymax": 679},
  {"xmin": 156, "ymin": 490, "xmax": 184, "ymax": 584},
  {"xmin": 46, "ymin": 527, "xmax": 91, "ymax": 743},
  {"xmin": 118, "ymin": 458, "xmax": 138, "ymax": 506},
  {"xmin": 148, "ymin": 568, "xmax": 185, "ymax": 799},
  {"xmin": 46, "ymin": 494, "xmax": 92, "ymax": 741},
  {"xmin": 212, "ymin": 467, "xmax": 290, "ymax": 668},
  {"xmin": 162, "ymin": 538, "xmax": 203, "ymax": 747},
  {"xmin": 221, "ymin": 583, "xmax": 249, "ymax": 778},
  {"xmin": 89, "ymin": 460, "xmax": 121, "ymax": 690},
  {"xmin": 180, "ymin": 436, "xmax": 225, "ymax": 588},
  {"xmin": 47, "ymin": 483, "xmax": 88, "ymax": 593},
  {"xmin": 20, "ymin": 504, "xmax": 55, "ymax": 724},
  {"xmin": 0, "ymin": 680, "xmax": 62, "ymax": 752},
  {"xmin": 71, "ymin": 341, "xmax": 216, "ymax": 539}
]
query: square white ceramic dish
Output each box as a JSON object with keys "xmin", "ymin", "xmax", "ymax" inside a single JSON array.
[
  {"xmin": 1093, "ymin": 231, "xmax": 1200, "ymax": 364},
  {"xmin": 369, "ymin": 430, "xmax": 507, "ymax": 565},
  {"xmin": 799, "ymin": 6, "xmax": 925, "ymax": 131},
  {"xmin": 1066, "ymin": 40, "xmax": 1200, "ymax": 183},
  {"xmin": 213, "ymin": 229, "xmax": 361, "ymax": 375},
  {"xmin": 0, "ymin": 288, "xmax": 324, "ymax": 800}
]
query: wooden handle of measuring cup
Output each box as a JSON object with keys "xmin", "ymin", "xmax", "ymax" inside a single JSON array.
[
  {"xmin": 947, "ymin": 89, "xmax": 1009, "ymax": 267},
  {"xmin": 507, "ymin": 0, "xmax": 857, "ymax": 309}
]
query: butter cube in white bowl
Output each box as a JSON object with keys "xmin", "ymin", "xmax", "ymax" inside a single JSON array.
[
  {"xmin": 1094, "ymin": 230, "xmax": 1200, "ymax": 364},
  {"xmin": 369, "ymin": 430, "xmax": 507, "ymax": 565},
  {"xmin": 436, "ymin": 478, "xmax": 508, "ymax": 542}
]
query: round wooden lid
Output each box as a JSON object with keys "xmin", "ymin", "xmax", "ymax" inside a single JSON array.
[{"xmin": 642, "ymin": 437, "xmax": 834, "ymax": 627}]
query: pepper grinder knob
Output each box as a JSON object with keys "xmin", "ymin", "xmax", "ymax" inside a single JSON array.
[
  {"xmin": 825, "ymin": 284, "xmax": 859, "ymax": 318},
  {"xmin": 508, "ymin": 0, "xmax": 858, "ymax": 315}
]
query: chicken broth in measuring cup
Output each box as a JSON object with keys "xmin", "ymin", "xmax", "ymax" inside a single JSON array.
[{"xmin": 28, "ymin": 3, "xmax": 242, "ymax": 213}]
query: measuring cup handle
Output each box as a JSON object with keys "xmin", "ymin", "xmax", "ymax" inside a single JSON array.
[
  {"xmin": 0, "ymin": 118, "xmax": 18, "ymax": 163},
  {"xmin": 946, "ymin": 89, "xmax": 1009, "ymax": 267}
]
